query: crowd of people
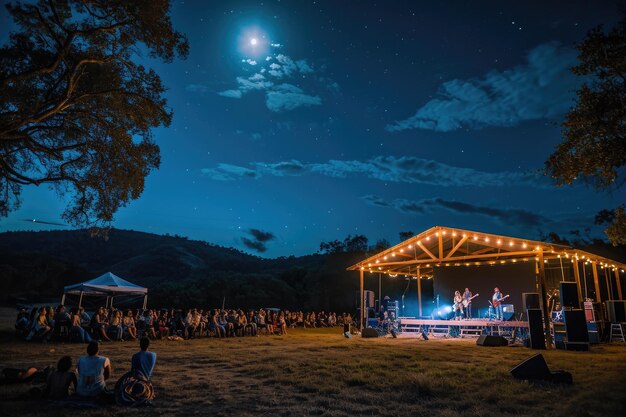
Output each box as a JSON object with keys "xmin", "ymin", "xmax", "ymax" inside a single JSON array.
[{"xmin": 15, "ymin": 305, "xmax": 352, "ymax": 343}]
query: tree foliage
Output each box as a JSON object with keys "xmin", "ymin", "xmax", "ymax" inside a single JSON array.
[
  {"xmin": 0, "ymin": 0, "xmax": 188, "ymax": 227},
  {"xmin": 545, "ymin": 19, "xmax": 625, "ymax": 245}
]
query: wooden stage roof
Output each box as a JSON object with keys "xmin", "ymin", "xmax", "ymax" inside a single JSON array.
[{"xmin": 347, "ymin": 226, "xmax": 626, "ymax": 283}]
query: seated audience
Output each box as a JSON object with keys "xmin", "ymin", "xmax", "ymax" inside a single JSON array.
[
  {"xmin": 44, "ymin": 356, "xmax": 77, "ymax": 400},
  {"xmin": 131, "ymin": 337, "xmax": 157, "ymax": 379},
  {"xmin": 76, "ymin": 341, "xmax": 111, "ymax": 397}
]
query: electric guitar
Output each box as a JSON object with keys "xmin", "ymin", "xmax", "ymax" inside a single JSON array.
[
  {"xmin": 492, "ymin": 294, "xmax": 509, "ymax": 307},
  {"xmin": 462, "ymin": 293, "xmax": 479, "ymax": 307}
]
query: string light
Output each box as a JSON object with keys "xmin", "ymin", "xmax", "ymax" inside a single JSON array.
[
  {"xmin": 473, "ymin": 236, "xmax": 478, "ymax": 240},
  {"xmin": 485, "ymin": 237, "xmax": 490, "ymax": 242},
  {"xmin": 509, "ymin": 241, "xmax": 514, "ymax": 246},
  {"xmin": 496, "ymin": 239, "xmax": 501, "ymax": 245},
  {"xmin": 522, "ymin": 243, "xmax": 527, "ymax": 248}
]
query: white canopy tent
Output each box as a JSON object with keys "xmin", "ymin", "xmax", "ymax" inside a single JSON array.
[{"xmin": 62, "ymin": 272, "xmax": 148, "ymax": 309}]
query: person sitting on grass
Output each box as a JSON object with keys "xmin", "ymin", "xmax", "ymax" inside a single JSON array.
[
  {"xmin": 209, "ymin": 310, "xmax": 225, "ymax": 338},
  {"xmin": 26, "ymin": 308, "xmax": 51, "ymax": 342},
  {"xmin": 131, "ymin": 337, "xmax": 156, "ymax": 379},
  {"xmin": 144, "ymin": 310, "xmax": 157, "ymax": 340},
  {"xmin": 76, "ymin": 341, "xmax": 111, "ymax": 398},
  {"xmin": 70, "ymin": 308, "xmax": 92, "ymax": 343},
  {"xmin": 123, "ymin": 310, "xmax": 137, "ymax": 340},
  {"xmin": 44, "ymin": 356, "xmax": 77, "ymax": 400},
  {"xmin": 157, "ymin": 310, "xmax": 170, "ymax": 339},
  {"xmin": 91, "ymin": 307, "xmax": 111, "ymax": 342},
  {"xmin": 278, "ymin": 312, "xmax": 288, "ymax": 335}
]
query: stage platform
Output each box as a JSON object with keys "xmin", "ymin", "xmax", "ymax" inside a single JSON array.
[{"xmin": 397, "ymin": 317, "xmax": 528, "ymax": 338}]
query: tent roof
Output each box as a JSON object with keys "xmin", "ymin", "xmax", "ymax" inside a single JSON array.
[
  {"xmin": 347, "ymin": 226, "xmax": 626, "ymax": 277},
  {"xmin": 64, "ymin": 272, "xmax": 147, "ymax": 295}
]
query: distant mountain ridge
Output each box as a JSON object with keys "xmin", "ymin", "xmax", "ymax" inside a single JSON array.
[{"xmin": 0, "ymin": 229, "xmax": 373, "ymax": 311}]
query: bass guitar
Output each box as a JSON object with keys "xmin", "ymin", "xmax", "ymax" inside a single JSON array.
[
  {"xmin": 492, "ymin": 294, "xmax": 509, "ymax": 307},
  {"xmin": 462, "ymin": 293, "xmax": 479, "ymax": 307}
]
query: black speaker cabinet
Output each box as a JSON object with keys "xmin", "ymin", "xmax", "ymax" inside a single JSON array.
[
  {"xmin": 564, "ymin": 309, "xmax": 589, "ymax": 343},
  {"xmin": 510, "ymin": 353, "xmax": 552, "ymax": 381},
  {"xmin": 606, "ymin": 300, "xmax": 626, "ymax": 323},
  {"xmin": 527, "ymin": 308, "xmax": 546, "ymax": 350},
  {"xmin": 523, "ymin": 293, "xmax": 540, "ymax": 310},
  {"xmin": 476, "ymin": 334, "xmax": 508, "ymax": 346},
  {"xmin": 361, "ymin": 328, "xmax": 379, "ymax": 338},
  {"xmin": 560, "ymin": 281, "xmax": 580, "ymax": 309}
]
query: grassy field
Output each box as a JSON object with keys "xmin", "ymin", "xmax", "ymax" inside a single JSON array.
[{"xmin": 1, "ymin": 308, "xmax": 625, "ymax": 417}]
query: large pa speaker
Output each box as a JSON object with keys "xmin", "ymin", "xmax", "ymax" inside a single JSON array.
[
  {"xmin": 476, "ymin": 334, "xmax": 508, "ymax": 346},
  {"xmin": 364, "ymin": 290, "xmax": 375, "ymax": 308},
  {"xmin": 523, "ymin": 293, "xmax": 540, "ymax": 310},
  {"xmin": 560, "ymin": 282, "xmax": 580, "ymax": 309},
  {"xmin": 564, "ymin": 309, "xmax": 589, "ymax": 343},
  {"xmin": 606, "ymin": 300, "xmax": 626, "ymax": 323},
  {"xmin": 527, "ymin": 308, "xmax": 546, "ymax": 350},
  {"xmin": 361, "ymin": 328, "xmax": 379, "ymax": 338},
  {"xmin": 510, "ymin": 353, "xmax": 552, "ymax": 381}
]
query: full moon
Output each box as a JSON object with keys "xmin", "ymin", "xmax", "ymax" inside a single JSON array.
[{"xmin": 250, "ymin": 38, "xmax": 258, "ymax": 46}]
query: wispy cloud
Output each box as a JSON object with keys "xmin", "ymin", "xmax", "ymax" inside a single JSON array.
[
  {"xmin": 362, "ymin": 195, "xmax": 548, "ymax": 228},
  {"xmin": 241, "ymin": 228, "xmax": 276, "ymax": 253},
  {"xmin": 265, "ymin": 84, "xmax": 321, "ymax": 112},
  {"xmin": 203, "ymin": 156, "xmax": 546, "ymax": 188},
  {"xmin": 200, "ymin": 164, "xmax": 258, "ymax": 181},
  {"xmin": 386, "ymin": 42, "xmax": 580, "ymax": 132}
]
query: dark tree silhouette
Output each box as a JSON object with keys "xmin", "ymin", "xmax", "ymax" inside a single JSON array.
[
  {"xmin": 343, "ymin": 234, "xmax": 368, "ymax": 252},
  {"xmin": 545, "ymin": 19, "xmax": 625, "ymax": 245},
  {"xmin": 0, "ymin": 0, "xmax": 188, "ymax": 228}
]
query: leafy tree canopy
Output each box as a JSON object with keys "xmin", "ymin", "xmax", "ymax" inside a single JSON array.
[
  {"xmin": 0, "ymin": 0, "xmax": 188, "ymax": 227},
  {"xmin": 545, "ymin": 18, "xmax": 625, "ymax": 245}
]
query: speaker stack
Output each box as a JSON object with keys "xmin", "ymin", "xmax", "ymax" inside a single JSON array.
[
  {"xmin": 527, "ymin": 307, "xmax": 546, "ymax": 349},
  {"xmin": 558, "ymin": 282, "xmax": 589, "ymax": 351}
]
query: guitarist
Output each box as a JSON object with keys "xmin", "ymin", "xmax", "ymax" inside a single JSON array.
[
  {"xmin": 492, "ymin": 287, "xmax": 504, "ymax": 321},
  {"xmin": 462, "ymin": 288, "xmax": 473, "ymax": 319},
  {"xmin": 453, "ymin": 291, "xmax": 464, "ymax": 320}
]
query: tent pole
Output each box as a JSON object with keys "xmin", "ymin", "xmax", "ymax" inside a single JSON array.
[
  {"xmin": 359, "ymin": 269, "xmax": 364, "ymax": 331},
  {"xmin": 61, "ymin": 293, "xmax": 66, "ymax": 306},
  {"xmin": 78, "ymin": 291, "xmax": 83, "ymax": 308},
  {"xmin": 538, "ymin": 251, "xmax": 552, "ymax": 349},
  {"xmin": 417, "ymin": 266, "xmax": 422, "ymax": 317},
  {"xmin": 143, "ymin": 294, "xmax": 147, "ymax": 310},
  {"xmin": 110, "ymin": 296, "xmax": 114, "ymax": 309}
]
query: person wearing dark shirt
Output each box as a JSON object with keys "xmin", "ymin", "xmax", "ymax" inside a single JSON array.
[
  {"xmin": 45, "ymin": 356, "xmax": 77, "ymax": 400},
  {"xmin": 131, "ymin": 337, "xmax": 156, "ymax": 379}
]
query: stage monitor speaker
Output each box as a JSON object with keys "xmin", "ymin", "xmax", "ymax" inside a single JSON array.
[
  {"xmin": 564, "ymin": 309, "xmax": 589, "ymax": 343},
  {"xmin": 476, "ymin": 334, "xmax": 508, "ymax": 346},
  {"xmin": 502, "ymin": 304, "xmax": 515, "ymax": 321},
  {"xmin": 606, "ymin": 300, "xmax": 626, "ymax": 323},
  {"xmin": 361, "ymin": 328, "xmax": 379, "ymax": 338},
  {"xmin": 527, "ymin": 308, "xmax": 546, "ymax": 350},
  {"xmin": 560, "ymin": 281, "xmax": 580, "ymax": 309},
  {"xmin": 523, "ymin": 293, "xmax": 540, "ymax": 311},
  {"xmin": 510, "ymin": 353, "xmax": 552, "ymax": 381}
]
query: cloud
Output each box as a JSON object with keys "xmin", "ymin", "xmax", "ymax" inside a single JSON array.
[
  {"xmin": 200, "ymin": 164, "xmax": 258, "ymax": 181},
  {"xmin": 241, "ymin": 228, "xmax": 276, "ymax": 253},
  {"xmin": 362, "ymin": 195, "xmax": 548, "ymax": 228},
  {"xmin": 210, "ymin": 42, "xmax": 331, "ymax": 112},
  {"xmin": 202, "ymin": 155, "xmax": 547, "ymax": 188},
  {"xmin": 218, "ymin": 89, "xmax": 243, "ymax": 98},
  {"xmin": 265, "ymin": 84, "xmax": 322, "ymax": 112},
  {"xmin": 386, "ymin": 42, "xmax": 580, "ymax": 132}
]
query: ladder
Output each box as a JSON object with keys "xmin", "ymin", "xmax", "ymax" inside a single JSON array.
[{"xmin": 609, "ymin": 323, "xmax": 625, "ymax": 342}]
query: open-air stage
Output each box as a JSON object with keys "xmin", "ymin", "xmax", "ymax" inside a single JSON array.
[{"xmin": 397, "ymin": 318, "xmax": 528, "ymax": 338}]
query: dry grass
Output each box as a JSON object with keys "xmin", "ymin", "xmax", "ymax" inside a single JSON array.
[{"xmin": 0, "ymin": 307, "xmax": 625, "ymax": 417}]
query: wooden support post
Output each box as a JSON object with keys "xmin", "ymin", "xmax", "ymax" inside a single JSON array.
[
  {"xmin": 538, "ymin": 251, "xmax": 553, "ymax": 349},
  {"xmin": 592, "ymin": 262, "xmax": 601, "ymax": 302},
  {"xmin": 438, "ymin": 229, "xmax": 443, "ymax": 260},
  {"xmin": 573, "ymin": 259, "xmax": 583, "ymax": 304},
  {"xmin": 605, "ymin": 269, "xmax": 612, "ymax": 300},
  {"xmin": 359, "ymin": 269, "xmax": 364, "ymax": 331},
  {"xmin": 417, "ymin": 266, "xmax": 422, "ymax": 317},
  {"xmin": 615, "ymin": 268, "xmax": 623, "ymax": 300}
]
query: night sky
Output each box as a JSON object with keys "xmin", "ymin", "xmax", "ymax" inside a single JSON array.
[{"xmin": 0, "ymin": 1, "xmax": 623, "ymax": 256}]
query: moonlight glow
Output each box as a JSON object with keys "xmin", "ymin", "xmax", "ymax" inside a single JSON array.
[
  {"xmin": 250, "ymin": 38, "xmax": 258, "ymax": 45},
  {"xmin": 237, "ymin": 26, "xmax": 268, "ymax": 57}
]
